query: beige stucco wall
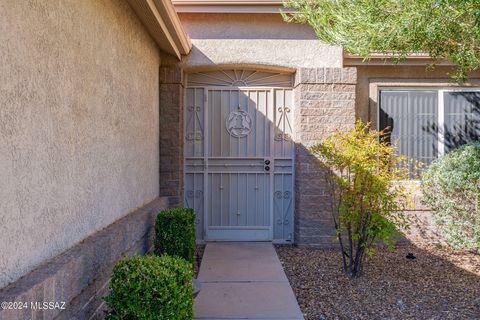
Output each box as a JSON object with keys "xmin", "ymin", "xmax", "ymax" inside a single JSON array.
[
  {"xmin": 0, "ymin": 0, "xmax": 161, "ymax": 287},
  {"xmin": 177, "ymin": 13, "xmax": 343, "ymax": 70}
]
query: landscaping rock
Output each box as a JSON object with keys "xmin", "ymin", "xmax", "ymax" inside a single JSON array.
[{"xmin": 276, "ymin": 243, "xmax": 480, "ymax": 319}]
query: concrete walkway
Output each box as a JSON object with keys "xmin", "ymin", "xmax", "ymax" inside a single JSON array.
[{"xmin": 194, "ymin": 242, "xmax": 304, "ymax": 320}]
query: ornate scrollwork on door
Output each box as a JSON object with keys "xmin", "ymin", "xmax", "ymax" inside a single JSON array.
[
  {"xmin": 274, "ymin": 106, "xmax": 292, "ymax": 141},
  {"xmin": 186, "ymin": 132, "xmax": 203, "ymax": 141},
  {"xmin": 186, "ymin": 105, "xmax": 204, "ymax": 142},
  {"xmin": 274, "ymin": 132, "xmax": 292, "ymax": 141},
  {"xmin": 186, "ymin": 190, "xmax": 204, "ymax": 198},
  {"xmin": 275, "ymin": 190, "xmax": 291, "ymax": 199},
  {"xmin": 274, "ymin": 190, "xmax": 293, "ymax": 226}
]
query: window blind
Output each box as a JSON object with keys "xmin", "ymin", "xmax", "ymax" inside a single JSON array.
[
  {"xmin": 443, "ymin": 91, "xmax": 480, "ymax": 152},
  {"xmin": 379, "ymin": 90, "xmax": 438, "ymax": 171}
]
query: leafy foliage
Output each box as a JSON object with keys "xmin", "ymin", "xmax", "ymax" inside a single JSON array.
[
  {"xmin": 155, "ymin": 208, "xmax": 196, "ymax": 265},
  {"xmin": 311, "ymin": 121, "xmax": 411, "ymax": 277},
  {"xmin": 104, "ymin": 255, "xmax": 193, "ymax": 320},
  {"xmin": 282, "ymin": 0, "xmax": 480, "ymax": 81},
  {"xmin": 421, "ymin": 142, "xmax": 480, "ymax": 252}
]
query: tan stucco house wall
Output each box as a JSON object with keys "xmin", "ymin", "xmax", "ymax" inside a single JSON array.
[
  {"xmin": 0, "ymin": 0, "xmax": 193, "ymax": 318},
  {"xmin": 1, "ymin": 0, "xmax": 478, "ymax": 318},
  {"xmin": 0, "ymin": 0, "xmax": 162, "ymax": 288},
  {"xmin": 178, "ymin": 12, "xmax": 342, "ymax": 70}
]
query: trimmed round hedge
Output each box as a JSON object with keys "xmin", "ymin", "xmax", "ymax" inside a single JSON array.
[
  {"xmin": 104, "ymin": 255, "xmax": 193, "ymax": 319},
  {"xmin": 421, "ymin": 142, "xmax": 480, "ymax": 251},
  {"xmin": 155, "ymin": 208, "xmax": 196, "ymax": 265}
]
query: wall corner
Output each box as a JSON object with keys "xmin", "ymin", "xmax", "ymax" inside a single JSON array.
[{"xmin": 159, "ymin": 65, "xmax": 185, "ymax": 207}]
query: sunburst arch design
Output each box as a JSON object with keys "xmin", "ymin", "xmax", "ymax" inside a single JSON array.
[{"xmin": 187, "ymin": 69, "xmax": 293, "ymax": 87}]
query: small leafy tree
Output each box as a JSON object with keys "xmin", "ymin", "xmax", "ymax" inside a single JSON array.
[
  {"xmin": 282, "ymin": 0, "xmax": 480, "ymax": 81},
  {"xmin": 311, "ymin": 121, "xmax": 410, "ymax": 277},
  {"xmin": 421, "ymin": 142, "xmax": 480, "ymax": 252}
]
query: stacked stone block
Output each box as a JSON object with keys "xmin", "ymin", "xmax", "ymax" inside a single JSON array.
[
  {"xmin": 159, "ymin": 66, "xmax": 185, "ymax": 207},
  {"xmin": 293, "ymin": 67, "xmax": 357, "ymax": 246},
  {"xmin": 0, "ymin": 198, "xmax": 168, "ymax": 320}
]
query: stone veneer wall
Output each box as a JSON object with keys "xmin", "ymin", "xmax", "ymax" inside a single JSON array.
[
  {"xmin": 159, "ymin": 66, "xmax": 185, "ymax": 207},
  {"xmin": 293, "ymin": 67, "xmax": 357, "ymax": 246},
  {"xmin": 0, "ymin": 198, "xmax": 168, "ymax": 320}
]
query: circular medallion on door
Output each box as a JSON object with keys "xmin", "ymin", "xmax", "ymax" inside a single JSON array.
[{"xmin": 225, "ymin": 110, "xmax": 252, "ymax": 138}]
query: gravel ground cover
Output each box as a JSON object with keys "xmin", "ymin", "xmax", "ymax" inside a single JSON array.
[{"xmin": 276, "ymin": 244, "xmax": 480, "ymax": 320}]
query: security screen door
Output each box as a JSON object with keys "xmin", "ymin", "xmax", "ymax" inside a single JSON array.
[{"xmin": 184, "ymin": 76, "xmax": 294, "ymax": 241}]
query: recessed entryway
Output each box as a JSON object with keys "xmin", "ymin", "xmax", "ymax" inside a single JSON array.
[{"xmin": 184, "ymin": 70, "xmax": 294, "ymax": 242}]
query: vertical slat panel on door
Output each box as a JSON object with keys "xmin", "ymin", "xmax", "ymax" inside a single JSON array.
[
  {"xmin": 185, "ymin": 70, "xmax": 295, "ymax": 242},
  {"xmin": 206, "ymin": 89, "xmax": 273, "ymax": 240},
  {"xmin": 256, "ymin": 91, "xmax": 266, "ymax": 158},
  {"xmin": 184, "ymin": 88, "xmax": 205, "ymax": 239}
]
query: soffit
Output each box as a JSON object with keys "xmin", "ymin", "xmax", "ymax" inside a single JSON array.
[
  {"xmin": 126, "ymin": 0, "xmax": 192, "ymax": 59},
  {"xmin": 343, "ymin": 51, "xmax": 454, "ymax": 66},
  {"xmin": 172, "ymin": 0, "xmax": 291, "ymax": 13}
]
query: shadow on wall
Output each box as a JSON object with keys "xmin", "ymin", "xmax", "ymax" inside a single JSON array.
[
  {"xmin": 292, "ymin": 127, "xmax": 447, "ymax": 247},
  {"xmin": 293, "ymin": 142, "xmax": 337, "ymax": 246},
  {"xmin": 184, "ymin": 78, "xmax": 365, "ymax": 246},
  {"xmin": 302, "ymin": 99, "xmax": 434, "ymax": 247},
  {"xmin": 183, "ymin": 68, "xmax": 444, "ymax": 247},
  {"xmin": 185, "ymin": 84, "xmax": 297, "ymax": 242}
]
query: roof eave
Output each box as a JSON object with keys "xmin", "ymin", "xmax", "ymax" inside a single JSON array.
[
  {"xmin": 343, "ymin": 51, "xmax": 454, "ymax": 67},
  {"xmin": 126, "ymin": 0, "xmax": 192, "ymax": 59},
  {"xmin": 172, "ymin": 0, "xmax": 292, "ymax": 13}
]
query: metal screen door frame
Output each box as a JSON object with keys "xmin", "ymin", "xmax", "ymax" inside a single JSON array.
[
  {"xmin": 184, "ymin": 85, "xmax": 295, "ymax": 242},
  {"xmin": 206, "ymin": 86, "xmax": 275, "ymax": 241}
]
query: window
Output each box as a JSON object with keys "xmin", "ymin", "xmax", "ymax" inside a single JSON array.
[{"xmin": 379, "ymin": 89, "xmax": 480, "ymax": 171}]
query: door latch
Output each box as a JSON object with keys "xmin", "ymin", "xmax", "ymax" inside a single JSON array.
[{"xmin": 264, "ymin": 159, "xmax": 271, "ymax": 172}]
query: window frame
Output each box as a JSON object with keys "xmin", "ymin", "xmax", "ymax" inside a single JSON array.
[{"xmin": 376, "ymin": 86, "xmax": 480, "ymax": 159}]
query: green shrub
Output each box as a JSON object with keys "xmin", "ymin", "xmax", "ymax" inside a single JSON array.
[
  {"xmin": 311, "ymin": 121, "xmax": 410, "ymax": 277},
  {"xmin": 421, "ymin": 142, "xmax": 480, "ymax": 252},
  {"xmin": 155, "ymin": 208, "xmax": 196, "ymax": 265},
  {"xmin": 104, "ymin": 255, "xmax": 193, "ymax": 320}
]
